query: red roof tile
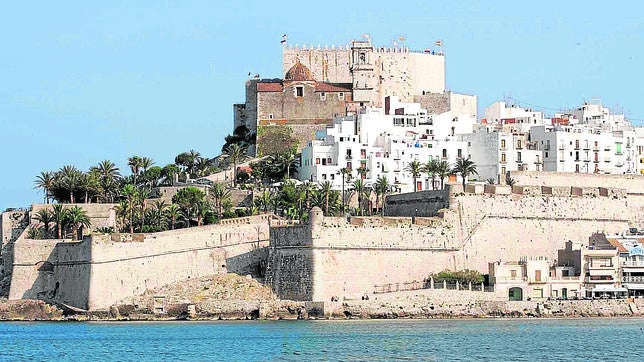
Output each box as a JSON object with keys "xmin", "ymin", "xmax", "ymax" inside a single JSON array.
[
  {"xmin": 607, "ymin": 238, "xmax": 628, "ymax": 253},
  {"xmin": 315, "ymin": 83, "xmax": 351, "ymax": 92},
  {"xmin": 257, "ymin": 82, "xmax": 283, "ymax": 92}
]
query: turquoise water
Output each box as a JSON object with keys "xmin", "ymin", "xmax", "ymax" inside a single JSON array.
[{"xmin": 1, "ymin": 318, "xmax": 643, "ymax": 361}]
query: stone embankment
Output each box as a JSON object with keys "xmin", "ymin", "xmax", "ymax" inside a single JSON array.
[
  {"xmin": 0, "ymin": 299, "xmax": 63, "ymax": 321},
  {"xmin": 3, "ymin": 275, "xmax": 644, "ymax": 321},
  {"xmin": 337, "ymin": 298, "xmax": 644, "ymax": 319}
]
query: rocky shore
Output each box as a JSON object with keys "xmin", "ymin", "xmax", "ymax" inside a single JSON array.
[{"xmin": 2, "ymin": 274, "xmax": 643, "ymax": 321}]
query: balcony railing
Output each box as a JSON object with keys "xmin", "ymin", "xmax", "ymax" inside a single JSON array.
[
  {"xmin": 623, "ymin": 276, "xmax": 644, "ymax": 283},
  {"xmin": 585, "ymin": 276, "xmax": 614, "ymax": 283},
  {"xmin": 622, "ymin": 261, "xmax": 644, "ymax": 267}
]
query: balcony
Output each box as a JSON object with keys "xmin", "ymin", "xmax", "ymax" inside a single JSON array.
[
  {"xmin": 558, "ymin": 145, "xmax": 565, "ymax": 150},
  {"xmin": 585, "ymin": 276, "xmax": 615, "ymax": 284},
  {"xmin": 623, "ymin": 276, "xmax": 644, "ymax": 283},
  {"xmin": 583, "ymin": 158, "xmax": 591, "ymax": 162},
  {"xmin": 583, "ymin": 145, "xmax": 591, "ymax": 150},
  {"xmin": 623, "ymin": 261, "xmax": 644, "ymax": 267},
  {"xmin": 588, "ymin": 263, "xmax": 614, "ymax": 270},
  {"xmin": 534, "ymin": 160, "xmax": 542, "ymax": 164},
  {"xmin": 593, "ymin": 146, "xmax": 600, "ymax": 151}
]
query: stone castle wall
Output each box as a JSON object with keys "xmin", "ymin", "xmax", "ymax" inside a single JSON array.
[
  {"xmin": 9, "ymin": 214, "xmax": 272, "ymax": 310},
  {"xmin": 267, "ymin": 176, "xmax": 644, "ymax": 303}
]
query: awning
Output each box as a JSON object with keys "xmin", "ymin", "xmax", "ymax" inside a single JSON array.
[{"xmin": 592, "ymin": 286, "xmax": 627, "ymax": 293}]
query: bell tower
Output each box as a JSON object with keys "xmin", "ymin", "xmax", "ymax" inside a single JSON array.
[{"xmin": 350, "ymin": 39, "xmax": 375, "ymax": 104}]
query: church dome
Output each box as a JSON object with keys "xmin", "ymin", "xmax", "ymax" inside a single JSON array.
[{"xmin": 285, "ymin": 59, "xmax": 315, "ymax": 81}]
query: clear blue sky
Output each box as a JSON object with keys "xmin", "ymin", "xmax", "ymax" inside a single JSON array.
[{"xmin": 1, "ymin": 1, "xmax": 643, "ymax": 208}]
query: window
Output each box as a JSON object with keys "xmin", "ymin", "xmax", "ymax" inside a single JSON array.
[
  {"xmin": 330, "ymin": 174, "xmax": 335, "ymax": 180},
  {"xmin": 535, "ymin": 270, "xmax": 541, "ymax": 282},
  {"xmin": 319, "ymin": 92, "xmax": 326, "ymax": 100},
  {"xmin": 510, "ymin": 270, "xmax": 517, "ymax": 278},
  {"xmin": 338, "ymin": 92, "xmax": 344, "ymax": 100},
  {"xmin": 457, "ymin": 149, "xmax": 462, "ymax": 158},
  {"xmin": 442, "ymin": 149, "xmax": 447, "ymax": 158},
  {"xmin": 296, "ymin": 86, "xmax": 303, "ymax": 97},
  {"xmin": 347, "ymin": 162, "xmax": 352, "ymax": 169},
  {"xmin": 545, "ymin": 152, "xmax": 549, "ymax": 158},
  {"xmin": 501, "ymin": 166, "xmax": 506, "ymax": 175},
  {"xmin": 517, "ymin": 152, "xmax": 522, "ymax": 162},
  {"xmin": 517, "ymin": 140, "xmax": 522, "ymax": 149},
  {"xmin": 501, "ymin": 153, "xmax": 506, "ymax": 162},
  {"xmin": 322, "ymin": 158, "xmax": 327, "ymax": 166},
  {"xmin": 327, "ymin": 157, "xmax": 332, "ymax": 164},
  {"xmin": 268, "ymin": 114, "xmax": 273, "ymax": 120},
  {"xmin": 322, "ymin": 174, "xmax": 327, "ymax": 180},
  {"xmin": 315, "ymin": 158, "xmax": 320, "ymax": 165}
]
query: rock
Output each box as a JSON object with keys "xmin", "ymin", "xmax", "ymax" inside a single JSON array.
[{"xmin": 109, "ymin": 305, "xmax": 120, "ymax": 319}]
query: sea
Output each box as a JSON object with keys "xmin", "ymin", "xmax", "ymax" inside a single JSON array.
[{"xmin": 0, "ymin": 318, "xmax": 642, "ymax": 361}]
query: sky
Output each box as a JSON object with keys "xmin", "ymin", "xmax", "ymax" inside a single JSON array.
[{"xmin": 1, "ymin": 1, "xmax": 643, "ymax": 208}]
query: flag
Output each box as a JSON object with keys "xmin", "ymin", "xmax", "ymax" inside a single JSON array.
[
  {"xmin": 281, "ymin": 34, "xmax": 287, "ymax": 44},
  {"xmin": 435, "ymin": 40, "xmax": 442, "ymax": 46}
]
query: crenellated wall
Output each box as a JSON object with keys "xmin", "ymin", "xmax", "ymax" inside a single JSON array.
[{"xmin": 267, "ymin": 177, "xmax": 644, "ymax": 303}]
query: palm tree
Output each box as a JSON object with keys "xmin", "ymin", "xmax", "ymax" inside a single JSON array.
[
  {"xmin": 33, "ymin": 208, "xmax": 54, "ymax": 238},
  {"xmin": 121, "ymin": 184, "xmax": 139, "ymax": 233},
  {"xmin": 166, "ymin": 204, "xmax": 183, "ymax": 230},
  {"xmin": 149, "ymin": 200, "xmax": 169, "ymax": 230},
  {"xmin": 352, "ymin": 179, "xmax": 367, "ymax": 216},
  {"xmin": 161, "ymin": 164, "xmax": 181, "ymax": 186},
  {"xmin": 139, "ymin": 157, "xmax": 154, "ymax": 173},
  {"xmin": 65, "ymin": 206, "xmax": 91, "ymax": 241},
  {"xmin": 423, "ymin": 159, "xmax": 439, "ymax": 190},
  {"xmin": 337, "ymin": 167, "xmax": 352, "ymax": 216},
  {"xmin": 34, "ymin": 171, "xmax": 56, "ymax": 204},
  {"xmin": 58, "ymin": 165, "xmax": 82, "ymax": 203},
  {"xmin": 223, "ymin": 144, "xmax": 249, "ymax": 186},
  {"xmin": 51, "ymin": 204, "xmax": 67, "ymax": 239},
  {"xmin": 375, "ymin": 175, "xmax": 391, "ymax": 216},
  {"xmin": 194, "ymin": 157, "xmax": 213, "ymax": 178},
  {"xmin": 128, "ymin": 156, "xmax": 143, "ymax": 186},
  {"xmin": 91, "ymin": 160, "xmax": 121, "ymax": 202},
  {"xmin": 404, "ymin": 160, "xmax": 423, "ymax": 192},
  {"xmin": 318, "ymin": 181, "xmax": 333, "ymax": 215},
  {"xmin": 210, "ymin": 183, "xmax": 231, "ymax": 218},
  {"xmin": 452, "ymin": 157, "xmax": 478, "ymax": 190},
  {"xmin": 435, "ymin": 160, "xmax": 451, "ymax": 190},
  {"xmin": 356, "ymin": 166, "xmax": 369, "ymax": 180},
  {"xmin": 256, "ymin": 189, "xmax": 272, "ymax": 214}
]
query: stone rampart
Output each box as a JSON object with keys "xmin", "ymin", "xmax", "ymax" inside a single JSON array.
[
  {"xmin": 511, "ymin": 171, "xmax": 644, "ymax": 194},
  {"xmin": 9, "ymin": 215, "xmax": 272, "ymax": 310},
  {"xmin": 268, "ymin": 177, "xmax": 644, "ymax": 303}
]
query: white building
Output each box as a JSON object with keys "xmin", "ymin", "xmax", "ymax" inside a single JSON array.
[{"xmin": 299, "ymin": 96, "xmax": 476, "ymax": 193}]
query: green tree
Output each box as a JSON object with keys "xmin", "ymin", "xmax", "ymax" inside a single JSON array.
[
  {"xmin": 210, "ymin": 182, "xmax": 231, "ymax": 219},
  {"xmin": 121, "ymin": 184, "xmax": 140, "ymax": 233},
  {"xmin": 172, "ymin": 186, "xmax": 206, "ymax": 224},
  {"xmin": 452, "ymin": 157, "xmax": 478, "ymax": 190},
  {"xmin": 161, "ymin": 164, "xmax": 181, "ymax": 186},
  {"xmin": 352, "ymin": 179, "xmax": 368, "ymax": 216},
  {"xmin": 91, "ymin": 160, "xmax": 121, "ymax": 202},
  {"xmin": 435, "ymin": 160, "xmax": 451, "ymax": 190},
  {"xmin": 337, "ymin": 167, "xmax": 352, "ymax": 216},
  {"xmin": 51, "ymin": 204, "xmax": 68, "ymax": 239},
  {"xmin": 318, "ymin": 181, "xmax": 333, "ymax": 216},
  {"xmin": 165, "ymin": 204, "xmax": 183, "ymax": 230},
  {"xmin": 375, "ymin": 175, "xmax": 391, "ymax": 216},
  {"xmin": 58, "ymin": 165, "xmax": 83, "ymax": 203},
  {"xmin": 65, "ymin": 206, "xmax": 91, "ymax": 241},
  {"xmin": 33, "ymin": 208, "xmax": 54, "ymax": 238},
  {"xmin": 423, "ymin": 159, "xmax": 438, "ymax": 190},
  {"xmin": 404, "ymin": 159, "xmax": 423, "ymax": 192},
  {"xmin": 356, "ymin": 166, "xmax": 369, "ymax": 180},
  {"xmin": 223, "ymin": 143, "xmax": 249, "ymax": 186},
  {"xmin": 127, "ymin": 155, "xmax": 144, "ymax": 186},
  {"xmin": 34, "ymin": 171, "xmax": 56, "ymax": 204}
]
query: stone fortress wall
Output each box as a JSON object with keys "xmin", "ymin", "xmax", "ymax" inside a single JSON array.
[
  {"xmin": 7, "ymin": 172, "xmax": 644, "ymax": 310},
  {"xmin": 8, "ymin": 214, "xmax": 273, "ymax": 310},
  {"xmin": 267, "ymin": 172, "xmax": 644, "ymax": 303}
]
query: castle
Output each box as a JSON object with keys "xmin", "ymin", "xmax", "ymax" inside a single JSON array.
[
  {"xmin": 234, "ymin": 38, "xmax": 449, "ymax": 155},
  {"xmin": 2, "ymin": 171, "xmax": 643, "ymax": 310}
]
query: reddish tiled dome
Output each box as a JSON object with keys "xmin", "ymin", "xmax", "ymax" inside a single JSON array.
[{"xmin": 285, "ymin": 59, "xmax": 315, "ymax": 81}]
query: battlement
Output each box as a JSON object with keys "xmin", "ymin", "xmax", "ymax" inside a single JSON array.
[{"xmin": 457, "ymin": 183, "xmax": 626, "ymax": 199}]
